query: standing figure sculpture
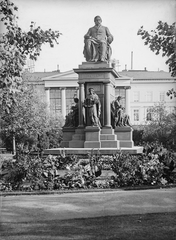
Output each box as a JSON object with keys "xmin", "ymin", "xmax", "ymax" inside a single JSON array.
[
  {"xmin": 111, "ymin": 96, "xmax": 131, "ymax": 127},
  {"xmin": 83, "ymin": 88, "xmax": 101, "ymax": 127},
  {"xmin": 83, "ymin": 16, "xmax": 113, "ymax": 63}
]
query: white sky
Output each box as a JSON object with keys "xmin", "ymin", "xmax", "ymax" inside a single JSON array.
[{"xmin": 6, "ymin": 0, "xmax": 176, "ymax": 72}]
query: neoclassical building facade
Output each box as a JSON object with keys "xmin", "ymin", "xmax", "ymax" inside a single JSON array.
[{"xmin": 23, "ymin": 68, "xmax": 176, "ymax": 126}]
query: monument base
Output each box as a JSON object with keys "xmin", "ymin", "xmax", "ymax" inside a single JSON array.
[
  {"xmin": 60, "ymin": 127, "xmax": 75, "ymax": 148},
  {"xmin": 115, "ymin": 126, "xmax": 134, "ymax": 148},
  {"xmin": 44, "ymin": 146, "xmax": 143, "ymax": 155},
  {"xmin": 68, "ymin": 127, "xmax": 85, "ymax": 148},
  {"xmin": 84, "ymin": 126, "xmax": 101, "ymax": 148},
  {"xmin": 100, "ymin": 127, "xmax": 120, "ymax": 148}
]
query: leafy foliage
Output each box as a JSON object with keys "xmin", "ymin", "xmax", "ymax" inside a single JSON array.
[
  {"xmin": 137, "ymin": 21, "xmax": 176, "ymax": 99},
  {"xmin": 137, "ymin": 21, "xmax": 176, "ymax": 77},
  {"xmin": 0, "ymin": 83, "xmax": 64, "ymax": 152},
  {"xmin": 0, "ymin": 144, "xmax": 175, "ymax": 191},
  {"xmin": 0, "ymin": 0, "xmax": 61, "ymax": 112},
  {"xmin": 166, "ymin": 88, "xmax": 176, "ymax": 99},
  {"xmin": 133, "ymin": 103, "xmax": 176, "ymax": 151}
]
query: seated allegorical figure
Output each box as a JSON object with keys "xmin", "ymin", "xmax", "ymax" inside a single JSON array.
[
  {"xmin": 83, "ymin": 16, "xmax": 113, "ymax": 63},
  {"xmin": 63, "ymin": 98, "xmax": 79, "ymax": 128},
  {"xmin": 111, "ymin": 96, "xmax": 132, "ymax": 128}
]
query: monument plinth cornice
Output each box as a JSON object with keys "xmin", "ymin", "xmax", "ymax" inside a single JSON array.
[{"xmin": 74, "ymin": 67, "xmax": 120, "ymax": 79}]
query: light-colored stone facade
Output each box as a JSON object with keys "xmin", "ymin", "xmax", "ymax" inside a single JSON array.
[{"xmin": 25, "ymin": 68, "xmax": 176, "ymax": 126}]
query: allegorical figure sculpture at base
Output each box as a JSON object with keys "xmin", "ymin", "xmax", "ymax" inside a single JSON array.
[
  {"xmin": 83, "ymin": 16, "xmax": 113, "ymax": 62},
  {"xmin": 63, "ymin": 98, "xmax": 79, "ymax": 128},
  {"xmin": 83, "ymin": 88, "xmax": 101, "ymax": 127},
  {"xmin": 111, "ymin": 96, "xmax": 131, "ymax": 128}
]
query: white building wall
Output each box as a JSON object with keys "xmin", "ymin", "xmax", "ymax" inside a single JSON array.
[
  {"xmin": 130, "ymin": 80, "xmax": 176, "ymax": 125},
  {"xmin": 42, "ymin": 70, "xmax": 176, "ymax": 126}
]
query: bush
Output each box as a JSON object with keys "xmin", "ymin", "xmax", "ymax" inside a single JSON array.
[{"xmin": 0, "ymin": 144, "xmax": 175, "ymax": 192}]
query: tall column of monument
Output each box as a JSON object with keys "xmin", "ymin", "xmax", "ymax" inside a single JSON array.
[
  {"xmin": 104, "ymin": 83, "xmax": 111, "ymax": 128},
  {"xmin": 78, "ymin": 83, "xmax": 85, "ymax": 128},
  {"xmin": 61, "ymin": 88, "xmax": 66, "ymax": 118},
  {"xmin": 125, "ymin": 87, "xmax": 131, "ymax": 116}
]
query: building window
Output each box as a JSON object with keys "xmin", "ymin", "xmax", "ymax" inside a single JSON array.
[
  {"xmin": 133, "ymin": 91, "xmax": 140, "ymax": 102},
  {"xmin": 134, "ymin": 109, "xmax": 139, "ymax": 121},
  {"xmin": 115, "ymin": 88, "xmax": 125, "ymax": 108},
  {"xmin": 50, "ymin": 88, "xmax": 61, "ymax": 116},
  {"xmin": 160, "ymin": 91, "xmax": 165, "ymax": 102},
  {"xmin": 146, "ymin": 91, "xmax": 153, "ymax": 102},
  {"xmin": 66, "ymin": 88, "xmax": 78, "ymax": 114},
  {"xmin": 146, "ymin": 108, "xmax": 152, "ymax": 121}
]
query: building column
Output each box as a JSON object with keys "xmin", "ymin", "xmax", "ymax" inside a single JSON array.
[
  {"xmin": 61, "ymin": 88, "xmax": 66, "ymax": 118},
  {"xmin": 125, "ymin": 87, "xmax": 131, "ymax": 116},
  {"xmin": 76, "ymin": 87, "xmax": 79, "ymax": 99},
  {"xmin": 78, "ymin": 83, "xmax": 85, "ymax": 128},
  {"xmin": 45, "ymin": 88, "xmax": 50, "ymax": 112},
  {"xmin": 104, "ymin": 83, "xmax": 111, "ymax": 128}
]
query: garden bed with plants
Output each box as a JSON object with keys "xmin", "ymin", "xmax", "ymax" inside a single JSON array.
[{"xmin": 0, "ymin": 143, "xmax": 176, "ymax": 193}]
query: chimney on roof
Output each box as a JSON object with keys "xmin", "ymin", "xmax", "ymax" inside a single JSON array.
[
  {"xmin": 57, "ymin": 64, "xmax": 60, "ymax": 72},
  {"xmin": 131, "ymin": 51, "xmax": 133, "ymax": 70}
]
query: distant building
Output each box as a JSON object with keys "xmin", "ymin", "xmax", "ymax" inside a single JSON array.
[{"xmin": 23, "ymin": 68, "xmax": 176, "ymax": 126}]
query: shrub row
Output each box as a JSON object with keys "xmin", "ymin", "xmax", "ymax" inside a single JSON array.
[{"xmin": 0, "ymin": 144, "xmax": 175, "ymax": 191}]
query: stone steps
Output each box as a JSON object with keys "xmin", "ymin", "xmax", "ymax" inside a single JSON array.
[{"xmin": 100, "ymin": 134, "xmax": 117, "ymax": 140}]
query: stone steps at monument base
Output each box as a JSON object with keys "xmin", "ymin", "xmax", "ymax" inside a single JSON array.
[
  {"xmin": 69, "ymin": 140, "xmax": 84, "ymax": 148},
  {"xmin": 100, "ymin": 140, "xmax": 120, "ymax": 148},
  {"xmin": 100, "ymin": 134, "xmax": 117, "ymax": 141},
  {"xmin": 72, "ymin": 134, "xmax": 85, "ymax": 140},
  {"xmin": 119, "ymin": 140, "xmax": 134, "ymax": 148},
  {"xmin": 100, "ymin": 128, "xmax": 114, "ymax": 135}
]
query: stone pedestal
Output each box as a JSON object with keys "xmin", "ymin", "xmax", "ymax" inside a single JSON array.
[
  {"xmin": 61, "ymin": 128, "xmax": 75, "ymax": 148},
  {"xmin": 84, "ymin": 126, "xmax": 101, "ymax": 148},
  {"xmin": 100, "ymin": 128, "xmax": 120, "ymax": 148},
  {"xmin": 74, "ymin": 62, "xmax": 121, "ymax": 149},
  {"xmin": 60, "ymin": 62, "xmax": 135, "ymax": 151},
  {"xmin": 115, "ymin": 127, "xmax": 134, "ymax": 148},
  {"xmin": 69, "ymin": 127, "xmax": 85, "ymax": 148}
]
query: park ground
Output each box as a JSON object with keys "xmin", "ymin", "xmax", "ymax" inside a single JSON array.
[{"xmin": 0, "ymin": 188, "xmax": 176, "ymax": 240}]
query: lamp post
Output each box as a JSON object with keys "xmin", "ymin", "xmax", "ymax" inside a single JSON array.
[{"xmin": 12, "ymin": 128, "xmax": 16, "ymax": 155}]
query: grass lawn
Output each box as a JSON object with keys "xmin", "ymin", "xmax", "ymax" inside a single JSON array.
[
  {"xmin": 1, "ymin": 212, "xmax": 176, "ymax": 240},
  {"xmin": 1, "ymin": 189, "xmax": 176, "ymax": 240}
]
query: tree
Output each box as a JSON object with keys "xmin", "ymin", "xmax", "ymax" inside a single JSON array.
[
  {"xmin": 0, "ymin": 83, "xmax": 64, "ymax": 152},
  {"xmin": 0, "ymin": 0, "xmax": 61, "ymax": 112},
  {"xmin": 142, "ymin": 103, "xmax": 176, "ymax": 150},
  {"xmin": 137, "ymin": 21, "xmax": 176, "ymax": 98}
]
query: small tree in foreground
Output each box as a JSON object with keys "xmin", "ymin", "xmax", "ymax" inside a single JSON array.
[
  {"xmin": 0, "ymin": 83, "xmax": 64, "ymax": 152},
  {"xmin": 142, "ymin": 103, "xmax": 176, "ymax": 150}
]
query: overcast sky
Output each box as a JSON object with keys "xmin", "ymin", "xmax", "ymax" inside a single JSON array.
[{"xmin": 9, "ymin": 0, "xmax": 176, "ymax": 72}]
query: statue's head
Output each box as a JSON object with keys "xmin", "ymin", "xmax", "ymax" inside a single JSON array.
[
  {"xmin": 89, "ymin": 88, "xmax": 94, "ymax": 94},
  {"xmin": 74, "ymin": 97, "xmax": 79, "ymax": 103},
  {"xmin": 94, "ymin": 16, "xmax": 102, "ymax": 26},
  {"xmin": 116, "ymin": 96, "xmax": 122, "ymax": 100}
]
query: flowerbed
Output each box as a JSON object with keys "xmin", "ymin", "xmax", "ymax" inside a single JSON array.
[{"xmin": 0, "ymin": 144, "xmax": 176, "ymax": 192}]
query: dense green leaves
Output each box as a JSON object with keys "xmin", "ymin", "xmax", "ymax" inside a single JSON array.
[
  {"xmin": 133, "ymin": 103, "xmax": 176, "ymax": 151},
  {"xmin": 0, "ymin": 0, "xmax": 61, "ymax": 112},
  {"xmin": 137, "ymin": 21, "xmax": 176, "ymax": 77},
  {"xmin": 137, "ymin": 21, "xmax": 176, "ymax": 99},
  {"xmin": 0, "ymin": 84, "xmax": 64, "ymax": 152},
  {"xmin": 0, "ymin": 143, "xmax": 175, "ymax": 191}
]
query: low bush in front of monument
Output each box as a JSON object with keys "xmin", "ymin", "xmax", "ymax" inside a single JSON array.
[
  {"xmin": 110, "ymin": 152, "xmax": 175, "ymax": 187},
  {"xmin": 0, "ymin": 144, "xmax": 175, "ymax": 191}
]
